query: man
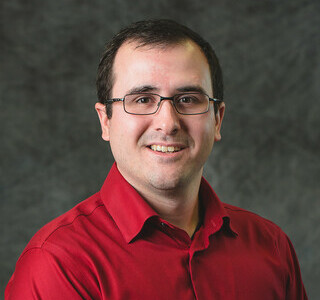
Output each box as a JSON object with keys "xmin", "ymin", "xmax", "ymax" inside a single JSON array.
[{"xmin": 6, "ymin": 19, "xmax": 307, "ymax": 299}]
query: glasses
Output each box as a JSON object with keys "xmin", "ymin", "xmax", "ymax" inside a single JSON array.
[{"xmin": 105, "ymin": 92, "xmax": 222, "ymax": 115}]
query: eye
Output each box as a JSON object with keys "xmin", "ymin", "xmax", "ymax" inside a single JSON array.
[
  {"xmin": 130, "ymin": 94, "xmax": 158, "ymax": 104},
  {"xmin": 177, "ymin": 95, "xmax": 199, "ymax": 104},
  {"xmin": 136, "ymin": 96, "xmax": 151, "ymax": 104}
]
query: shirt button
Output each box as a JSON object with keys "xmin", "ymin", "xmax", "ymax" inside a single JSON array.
[{"xmin": 161, "ymin": 222, "xmax": 167, "ymax": 228}]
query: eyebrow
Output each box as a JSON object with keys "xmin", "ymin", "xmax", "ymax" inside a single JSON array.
[
  {"xmin": 127, "ymin": 85, "xmax": 158, "ymax": 94},
  {"xmin": 176, "ymin": 85, "xmax": 207, "ymax": 94},
  {"xmin": 126, "ymin": 85, "xmax": 208, "ymax": 95}
]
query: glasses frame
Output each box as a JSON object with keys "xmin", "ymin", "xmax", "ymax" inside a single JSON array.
[{"xmin": 104, "ymin": 92, "xmax": 223, "ymax": 115}]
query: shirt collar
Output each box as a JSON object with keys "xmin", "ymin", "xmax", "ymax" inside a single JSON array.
[
  {"xmin": 100, "ymin": 163, "xmax": 157, "ymax": 243},
  {"xmin": 199, "ymin": 177, "xmax": 238, "ymax": 237},
  {"xmin": 100, "ymin": 163, "xmax": 237, "ymax": 244}
]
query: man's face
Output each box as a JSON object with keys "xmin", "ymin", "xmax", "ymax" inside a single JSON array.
[{"xmin": 96, "ymin": 40, "xmax": 225, "ymax": 194}]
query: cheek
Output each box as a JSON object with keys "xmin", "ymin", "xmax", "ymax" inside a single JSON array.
[
  {"xmin": 109, "ymin": 113, "xmax": 149, "ymax": 147},
  {"xmin": 191, "ymin": 117, "xmax": 215, "ymax": 147}
]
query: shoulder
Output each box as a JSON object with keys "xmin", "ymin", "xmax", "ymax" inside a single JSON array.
[
  {"xmin": 20, "ymin": 192, "xmax": 107, "ymax": 257},
  {"xmin": 6, "ymin": 192, "xmax": 110, "ymax": 299},
  {"xmin": 222, "ymin": 203, "xmax": 298, "ymax": 267},
  {"xmin": 221, "ymin": 203, "xmax": 307, "ymax": 298},
  {"xmin": 223, "ymin": 202, "xmax": 286, "ymax": 241}
]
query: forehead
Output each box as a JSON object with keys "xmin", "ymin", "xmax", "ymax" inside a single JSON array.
[{"xmin": 111, "ymin": 40, "xmax": 212, "ymax": 96}]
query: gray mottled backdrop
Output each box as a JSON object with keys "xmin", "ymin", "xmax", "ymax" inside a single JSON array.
[{"xmin": 1, "ymin": 0, "xmax": 319, "ymax": 297}]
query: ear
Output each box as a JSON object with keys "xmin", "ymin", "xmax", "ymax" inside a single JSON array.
[
  {"xmin": 95, "ymin": 102, "xmax": 110, "ymax": 141},
  {"xmin": 214, "ymin": 102, "xmax": 225, "ymax": 142}
]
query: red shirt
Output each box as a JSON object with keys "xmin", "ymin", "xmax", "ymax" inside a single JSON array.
[{"xmin": 6, "ymin": 163, "xmax": 307, "ymax": 299}]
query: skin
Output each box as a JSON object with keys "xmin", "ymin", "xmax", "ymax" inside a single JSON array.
[{"xmin": 96, "ymin": 40, "xmax": 225, "ymax": 237}]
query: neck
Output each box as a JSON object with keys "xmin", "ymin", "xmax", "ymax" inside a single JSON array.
[{"xmin": 137, "ymin": 176, "xmax": 202, "ymax": 237}]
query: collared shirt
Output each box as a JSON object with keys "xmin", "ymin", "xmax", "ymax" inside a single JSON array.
[{"xmin": 5, "ymin": 163, "xmax": 307, "ymax": 299}]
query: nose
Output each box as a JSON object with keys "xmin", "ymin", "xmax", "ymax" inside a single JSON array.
[{"xmin": 153, "ymin": 99, "xmax": 181, "ymax": 135}]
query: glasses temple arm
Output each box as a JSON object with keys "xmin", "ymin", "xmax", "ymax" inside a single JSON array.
[
  {"xmin": 104, "ymin": 98, "xmax": 123, "ymax": 104},
  {"xmin": 209, "ymin": 98, "xmax": 223, "ymax": 103}
]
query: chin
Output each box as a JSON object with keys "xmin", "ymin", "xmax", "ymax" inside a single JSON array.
[{"xmin": 148, "ymin": 172, "xmax": 187, "ymax": 191}]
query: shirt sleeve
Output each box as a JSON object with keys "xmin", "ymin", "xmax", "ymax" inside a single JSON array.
[
  {"xmin": 5, "ymin": 247, "xmax": 95, "ymax": 300},
  {"xmin": 277, "ymin": 231, "xmax": 308, "ymax": 300}
]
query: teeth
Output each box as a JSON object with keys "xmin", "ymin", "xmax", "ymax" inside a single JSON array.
[
  {"xmin": 150, "ymin": 145, "xmax": 181, "ymax": 153},
  {"xmin": 167, "ymin": 146, "xmax": 174, "ymax": 152}
]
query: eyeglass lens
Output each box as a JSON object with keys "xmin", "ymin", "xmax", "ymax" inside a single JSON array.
[{"xmin": 123, "ymin": 93, "xmax": 209, "ymax": 115}]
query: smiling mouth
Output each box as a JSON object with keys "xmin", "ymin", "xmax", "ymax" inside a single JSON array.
[{"xmin": 149, "ymin": 145, "xmax": 182, "ymax": 153}]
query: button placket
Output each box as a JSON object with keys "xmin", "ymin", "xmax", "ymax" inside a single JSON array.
[
  {"xmin": 158, "ymin": 221, "xmax": 192, "ymax": 248},
  {"xmin": 160, "ymin": 222, "xmax": 167, "ymax": 228},
  {"xmin": 188, "ymin": 250, "xmax": 200, "ymax": 300}
]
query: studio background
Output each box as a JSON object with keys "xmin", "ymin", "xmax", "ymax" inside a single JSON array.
[{"xmin": 1, "ymin": 0, "xmax": 319, "ymax": 297}]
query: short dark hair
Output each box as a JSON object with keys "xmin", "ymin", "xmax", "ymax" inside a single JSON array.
[{"xmin": 96, "ymin": 19, "xmax": 223, "ymax": 118}]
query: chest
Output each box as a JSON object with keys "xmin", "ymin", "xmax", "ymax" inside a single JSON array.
[{"xmin": 78, "ymin": 233, "xmax": 286, "ymax": 300}]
